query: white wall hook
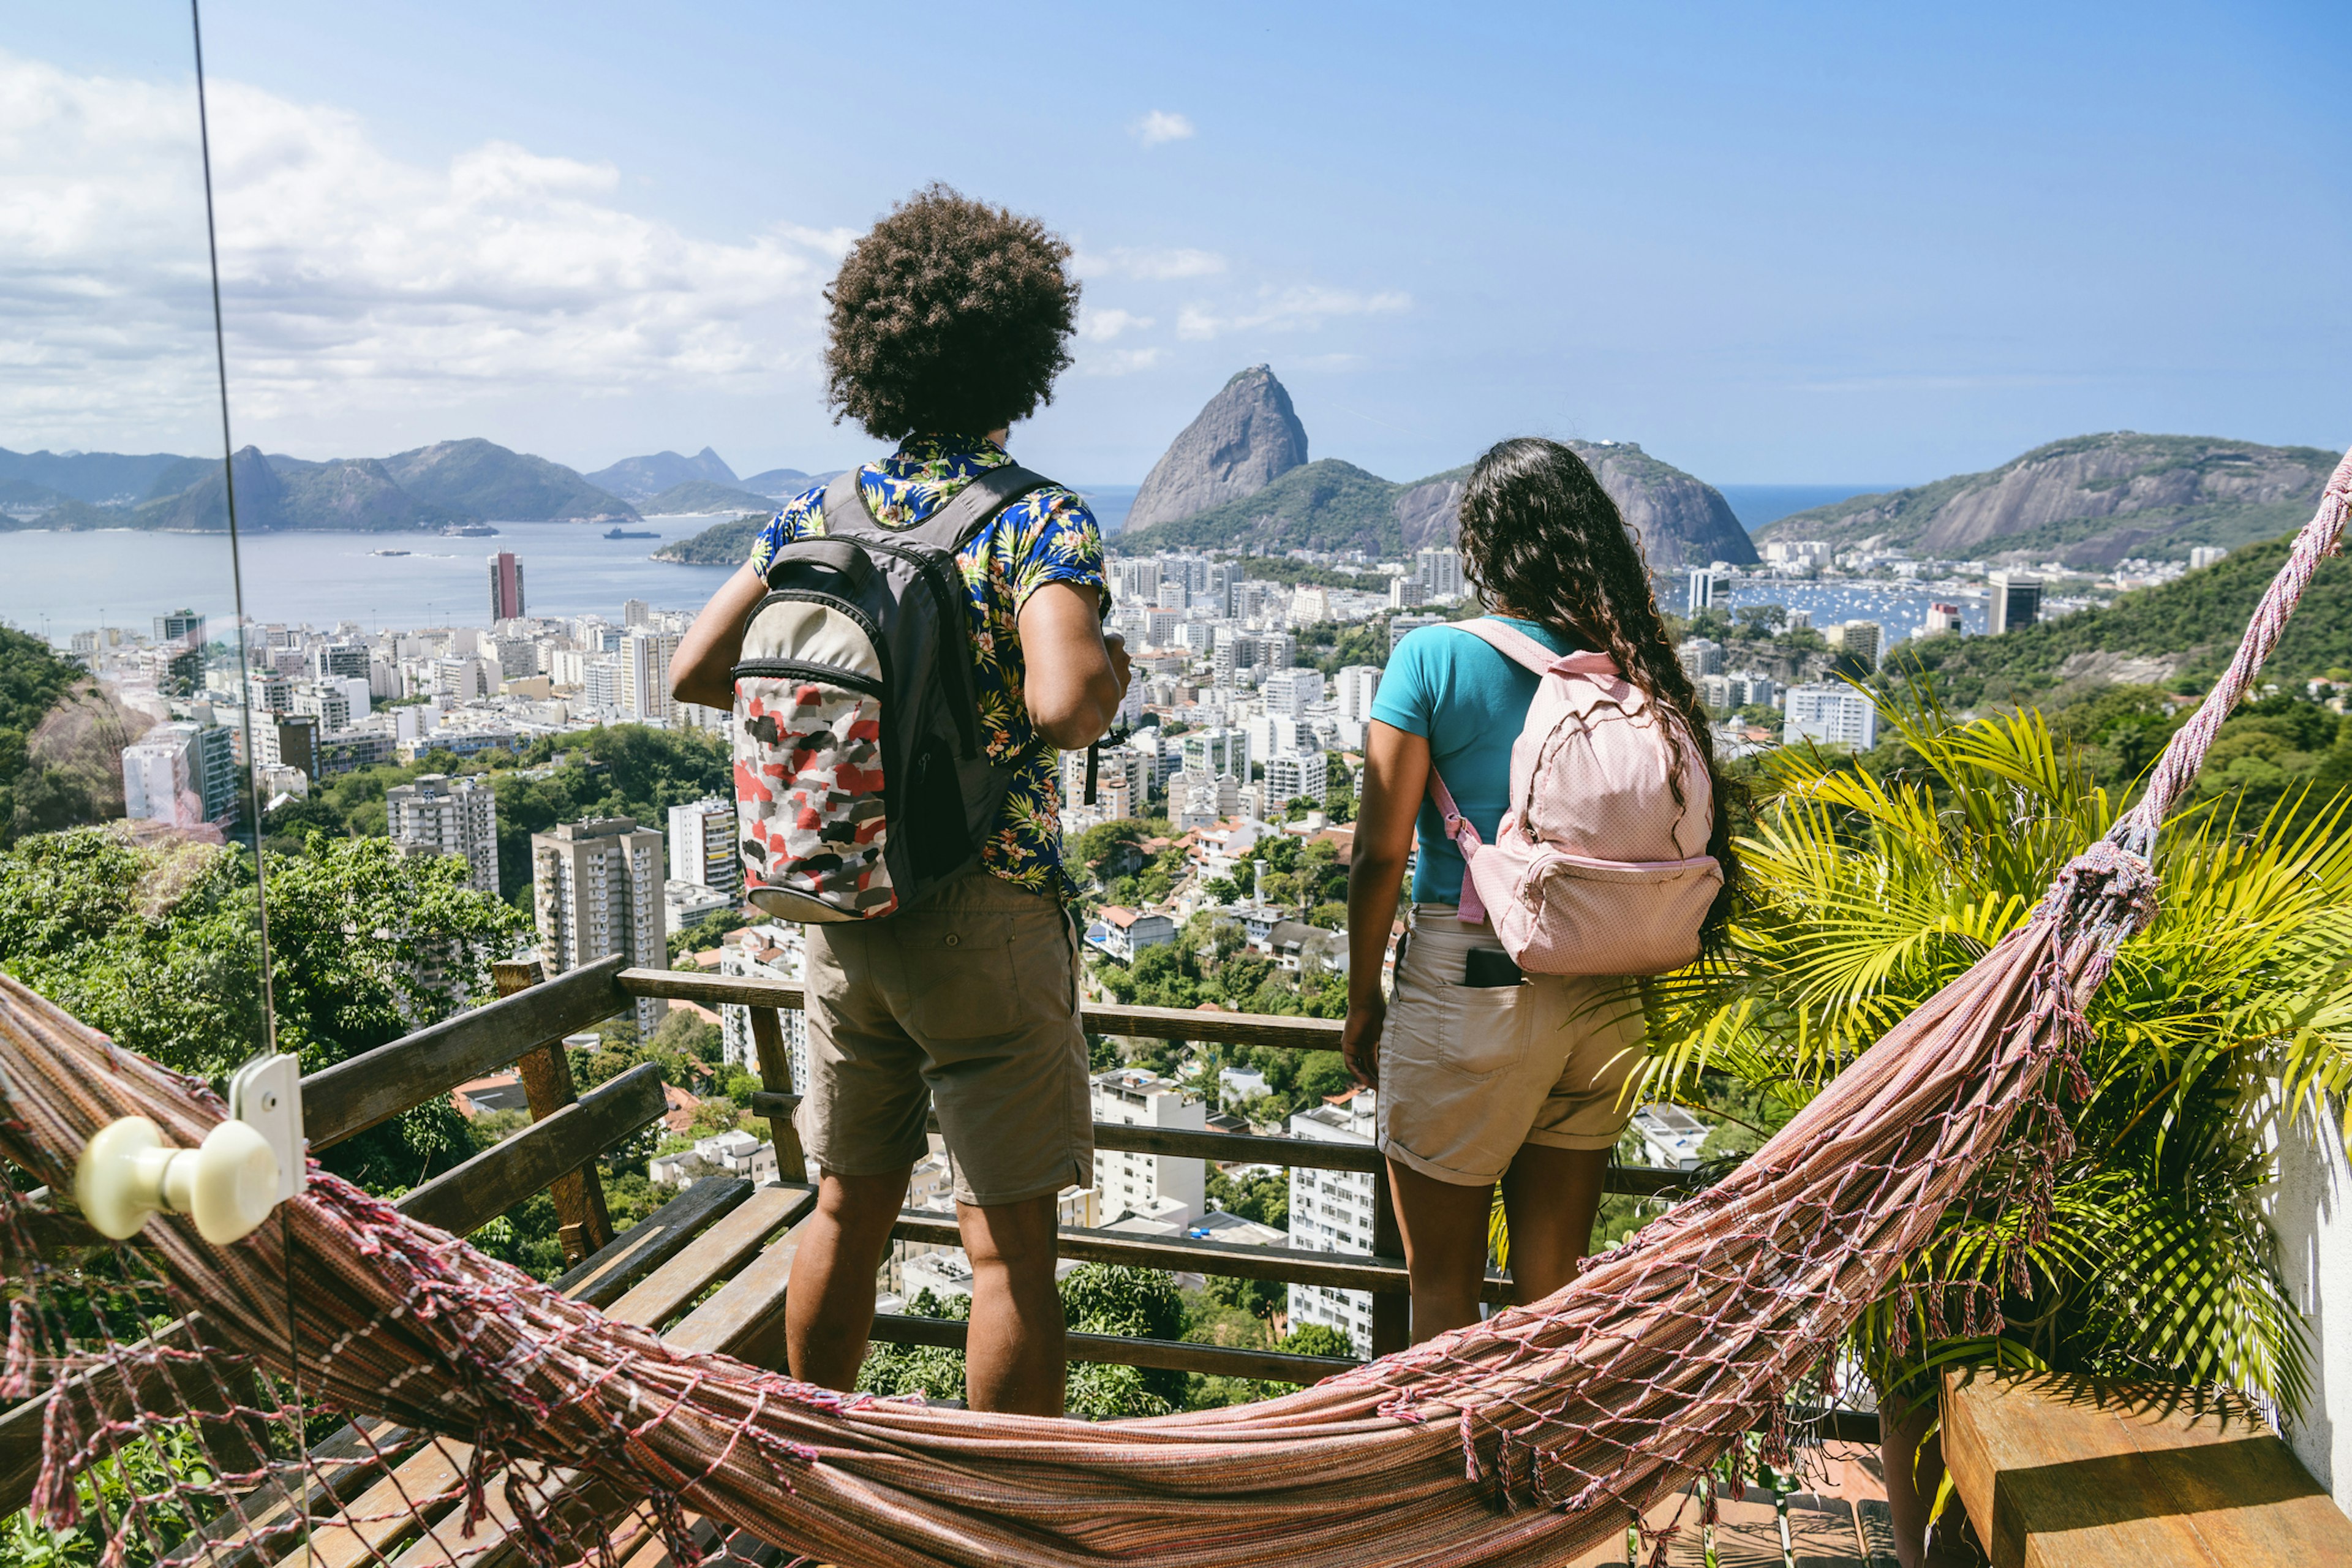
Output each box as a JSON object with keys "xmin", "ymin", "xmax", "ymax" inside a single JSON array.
[{"xmin": 73, "ymin": 1053, "xmax": 306, "ymax": 1246}]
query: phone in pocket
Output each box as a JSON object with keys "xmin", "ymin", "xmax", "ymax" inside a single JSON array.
[{"xmin": 1463, "ymin": 948, "xmax": 1525, "ymax": 988}]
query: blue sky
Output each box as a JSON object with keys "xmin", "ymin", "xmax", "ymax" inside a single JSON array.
[{"xmin": 11, "ymin": 1, "xmax": 2349, "ymax": 489}]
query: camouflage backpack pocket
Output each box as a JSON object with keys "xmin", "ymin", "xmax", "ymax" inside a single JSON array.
[{"xmin": 734, "ymin": 592, "xmax": 897, "ymax": 922}]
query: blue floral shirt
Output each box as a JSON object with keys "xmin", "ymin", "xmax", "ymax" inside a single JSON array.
[{"xmin": 748, "ymin": 436, "xmax": 1108, "ymax": 895}]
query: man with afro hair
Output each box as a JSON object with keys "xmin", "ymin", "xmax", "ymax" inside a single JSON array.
[{"xmin": 673, "ymin": 186, "xmax": 1128, "ymax": 1416}]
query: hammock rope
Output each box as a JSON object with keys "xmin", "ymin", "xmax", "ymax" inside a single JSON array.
[{"xmin": 2, "ymin": 443, "xmax": 2347, "ymax": 1568}]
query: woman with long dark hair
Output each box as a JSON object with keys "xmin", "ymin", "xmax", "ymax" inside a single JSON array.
[{"xmin": 1341, "ymin": 436, "xmax": 1738, "ymax": 1341}]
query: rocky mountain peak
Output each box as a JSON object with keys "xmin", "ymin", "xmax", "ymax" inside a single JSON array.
[{"xmin": 1125, "ymin": 364, "xmax": 1309, "ymax": 532}]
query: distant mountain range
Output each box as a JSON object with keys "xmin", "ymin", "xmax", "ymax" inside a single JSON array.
[
  {"xmin": 1757, "ymin": 433, "xmax": 2340, "ymax": 567},
  {"xmin": 1115, "ymin": 366, "xmax": 1758, "ymax": 567},
  {"xmin": 0, "ymin": 439, "xmax": 837, "ymax": 535}
]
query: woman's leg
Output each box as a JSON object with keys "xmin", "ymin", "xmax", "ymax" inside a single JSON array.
[
  {"xmin": 1384, "ymin": 1158, "xmax": 1496, "ymax": 1341},
  {"xmin": 1496, "ymin": 1143, "xmax": 1610, "ymax": 1304}
]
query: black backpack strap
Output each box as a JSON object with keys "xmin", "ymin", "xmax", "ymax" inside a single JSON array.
[
  {"xmin": 908, "ymin": 464, "xmax": 1057, "ymax": 552},
  {"xmin": 820, "ymin": 468, "xmax": 873, "ymax": 535},
  {"xmin": 817, "ymin": 462, "xmax": 1057, "ymax": 551}
]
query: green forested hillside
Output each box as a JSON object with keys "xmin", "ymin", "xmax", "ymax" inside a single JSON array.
[
  {"xmin": 0, "ymin": 628, "xmax": 92, "ymax": 845},
  {"xmin": 654, "ymin": 513, "xmax": 769, "ymax": 565},
  {"xmin": 1117, "ymin": 459, "xmax": 1408, "ymax": 555},
  {"xmin": 1762, "ymin": 433, "xmax": 2337, "ymax": 567},
  {"xmin": 1890, "ymin": 532, "xmax": 2352, "ymax": 706}
]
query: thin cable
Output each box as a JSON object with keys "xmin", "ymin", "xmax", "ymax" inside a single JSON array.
[
  {"xmin": 188, "ymin": 0, "xmax": 278, "ymax": 1050},
  {"xmin": 193, "ymin": 7, "xmax": 304, "ymax": 1559}
]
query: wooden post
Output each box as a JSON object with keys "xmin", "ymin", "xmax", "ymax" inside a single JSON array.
[
  {"xmin": 1370, "ymin": 1158, "xmax": 1409, "ymax": 1355},
  {"xmin": 747, "ymin": 1006, "xmax": 807, "ymax": 1183},
  {"xmin": 492, "ymin": 959, "xmax": 614, "ymax": 1261}
]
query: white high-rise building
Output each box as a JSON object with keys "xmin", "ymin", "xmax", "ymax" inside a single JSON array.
[
  {"xmin": 532, "ymin": 818, "xmax": 665, "ymax": 1033},
  {"xmin": 622, "ymin": 598, "xmax": 652, "ymax": 628},
  {"xmin": 1288, "ymin": 1090, "xmax": 1378, "ymax": 1356},
  {"xmin": 1987, "ymin": 572, "xmax": 2044, "ymax": 636},
  {"xmin": 1091, "ymin": 1069, "xmax": 1205, "ymax": 1230},
  {"xmin": 2189, "ymin": 545, "xmax": 2230, "ymax": 571},
  {"xmin": 1181, "ymin": 727, "xmax": 1250, "ymax": 780},
  {"xmin": 716, "ymin": 925, "xmax": 808, "ymax": 1088},
  {"xmin": 121, "ymin": 723, "xmax": 238, "ymax": 831},
  {"xmin": 1261, "ymin": 668, "xmax": 1321, "ymax": 720},
  {"xmin": 1676, "ymin": 638, "xmax": 1725, "ymax": 678},
  {"xmin": 387, "ymin": 773, "xmax": 500, "ymax": 895},
  {"xmin": 1687, "ymin": 562, "xmax": 1732, "ymax": 614},
  {"xmin": 667, "ymin": 796, "xmax": 742, "ymax": 895},
  {"xmin": 1783, "ymin": 684, "xmax": 1880, "ymax": 751},
  {"xmin": 1265, "ymin": 750, "xmax": 1329, "ymax": 807},
  {"xmin": 621, "ymin": 629, "xmax": 682, "ymax": 725},
  {"xmin": 1416, "ymin": 547, "xmax": 1464, "ymax": 600}
]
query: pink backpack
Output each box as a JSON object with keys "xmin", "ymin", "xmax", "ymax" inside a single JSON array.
[{"xmin": 1426, "ymin": 619, "xmax": 1722, "ymax": 976}]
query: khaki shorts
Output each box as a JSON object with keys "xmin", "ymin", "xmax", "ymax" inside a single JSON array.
[
  {"xmin": 1376, "ymin": 903, "xmax": 1646, "ymax": 1186},
  {"xmin": 796, "ymin": 864, "xmax": 1092, "ymax": 1207}
]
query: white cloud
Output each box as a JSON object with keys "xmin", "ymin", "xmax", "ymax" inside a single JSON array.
[
  {"xmin": 1130, "ymin": 110, "xmax": 1194, "ymax": 148},
  {"xmin": 1079, "ymin": 306, "xmax": 1153, "ymax": 343},
  {"xmin": 1072, "ymin": 246, "xmax": 1227, "ymax": 282},
  {"xmin": 1176, "ymin": 285, "xmax": 1412, "ymax": 341},
  {"xmin": 1079, "ymin": 347, "xmax": 1167, "ymax": 377},
  {"xmin": 0, "ymin": 50, "xmax": 836, "ymax": 452}
]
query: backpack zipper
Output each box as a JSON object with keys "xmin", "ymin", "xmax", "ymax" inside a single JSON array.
[{"xmin": 732, "ymin": 657, "xmax": 886, "ymax": 698}]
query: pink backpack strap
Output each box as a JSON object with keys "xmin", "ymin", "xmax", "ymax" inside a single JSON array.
[
  {"xmin": 1424, "ymin": 767, "xmax": 1490, "ymax": 926},
  {"xmin": 1445, "ymin": 617, "xmax": 1619, "ymax": 680}
]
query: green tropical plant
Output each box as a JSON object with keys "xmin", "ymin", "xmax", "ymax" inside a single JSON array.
[{"xmin": 1638, "ymin": 690, "xmax": 2352, "ymax": 1414}]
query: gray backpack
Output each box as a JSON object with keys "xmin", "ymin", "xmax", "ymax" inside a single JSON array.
[{"xmin": 733, "ymin": 466, "xmax": 1052, "ymax": 922}]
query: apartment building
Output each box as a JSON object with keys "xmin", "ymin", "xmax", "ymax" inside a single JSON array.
[
  {"xmin": 531, "ymin": 817, "xmax": 665, "ymax": 1033},
  {"xmin": 667, "ymin": 796, "xmax": 742, "ymax": 895},
  {"xmin": 386, "ymin": 772, "xmax": 501, "ymax": 896},
  {"xmin": 1287, "ymin": 1090, "xmax": 1378, "ymax": 1357},
  {"xmin": 1090, "ymin": 1069, "xmax": 1205, "ymax": 1230}
]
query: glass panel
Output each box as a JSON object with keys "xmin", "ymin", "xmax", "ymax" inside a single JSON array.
[
  {"xmin": 1, "ymin": 10, "xmax": 274, "ymax": 1074},
  {"xmin": 1, "ymin": 9, "xmax": 292, "ymax": 1560}
]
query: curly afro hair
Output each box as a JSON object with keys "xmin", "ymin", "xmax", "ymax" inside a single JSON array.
[{"xmin": 823, "ymin": 184, "xmax": 1082, "ymax": 442}]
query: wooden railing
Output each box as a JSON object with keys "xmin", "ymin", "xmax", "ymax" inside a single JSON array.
[{"xmin": 616, "ymin": 965, "xmax": 1707, "ymax": 1370}]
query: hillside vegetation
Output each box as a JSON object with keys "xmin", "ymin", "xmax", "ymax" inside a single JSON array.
[
  {"xmin": 1762, "ymin": 433, "xmax": 2337, "ymax": 567},
  {"xmin": 1121, "ymin": 459, "xmax": 1407, "ymax": 556},
  {"xmin": 654, "ymin": 513, "xmax": 771, "ymax": 566},
  {"xmin": 1889, "ymin": 530, "xmax": 2352, "ymax": 706}
]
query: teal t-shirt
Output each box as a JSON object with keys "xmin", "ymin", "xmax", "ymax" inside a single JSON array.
[{"xmin": 1370, "ymin": 616, "xmax": 1583, "ymax": 905}]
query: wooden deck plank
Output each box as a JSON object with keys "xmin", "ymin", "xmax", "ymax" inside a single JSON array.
[
  {"xmin": 605, "ymin": 1183, "xmax": 815, "ymax": 1331},
  {"xmin": 550, "ymin": 1175, "xmax": 752, "ymax": 1309},
  {"xmin": 1942, "ymin": 1366, "xmax": 2352, "ymax": 1567}
]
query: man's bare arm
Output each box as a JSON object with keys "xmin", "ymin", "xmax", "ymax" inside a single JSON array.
[
  {"xmin": 668, "ymin": 560, "xmax": 768, "ymax": 710},
  {"xmin": 1019, "ymin": 582, "xmax": 1128, "ymax": 751}
]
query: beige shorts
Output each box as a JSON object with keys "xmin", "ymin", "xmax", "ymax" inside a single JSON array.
[
  {"xmin": 1376, "ymin": 903, "xmax": 1646, "ymax": 1186},
  {"xmin": 796, "ymin": 864, "xmax": 1092, "ymax": 1207}
]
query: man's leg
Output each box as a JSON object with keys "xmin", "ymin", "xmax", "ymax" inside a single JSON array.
[
  {"xmin": 1496, "ymin": 1142, "xmax": 1609, "ymax": 1305},
  {"xmin": 956, "ymin": 1194, "xmax": 1066, "ymax": 1415},
  {"xmin": 1385, "ymin": 1159, "xmax": 1496, "ymax": 1342},
  {"xmin": 785, "ymin": 1167, "xmax": 913, "ymax": 1392}
]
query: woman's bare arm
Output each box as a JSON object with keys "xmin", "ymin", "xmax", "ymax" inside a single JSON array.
[
  {"xmin": 1342, "ymin": 719, "xmax": 1430, "ymax": 1085},
  {"xmin": 669, "ymin": 560, "xmax": 768, "ymax": 710}
]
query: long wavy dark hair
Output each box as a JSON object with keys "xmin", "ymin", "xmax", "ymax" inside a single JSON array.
[{"xmin": 1453, "ymin": 436, "xmax": 1741, "ymax": 943}]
